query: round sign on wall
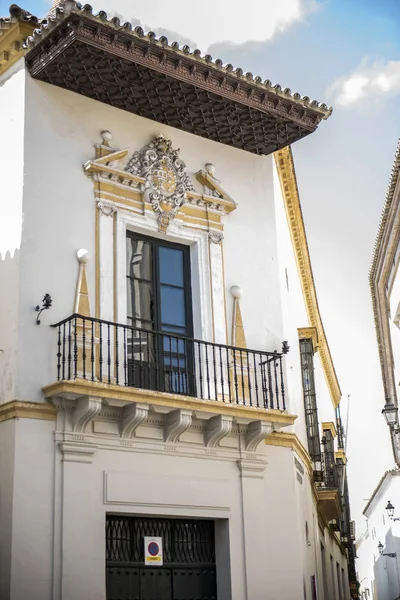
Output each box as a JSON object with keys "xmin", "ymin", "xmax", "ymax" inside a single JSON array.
[{"xmin": 144, "ymin": 537, "xmax": 163, "ymax": 566}]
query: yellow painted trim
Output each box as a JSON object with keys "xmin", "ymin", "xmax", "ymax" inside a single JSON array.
[
  {"xmin": 0, "ymin": 21, "xmax": 36, "ymax": 76},
  {"xmin": 274, "ymin": 148, "xmax": 342, "ymax": 408},
  {"xmin": 335, "ymin": 449, "xmax": 347, "ymax": 464},
  {"xmin": 316, "ymin": 488, "xmax": 342, "ymax": 521},
  {"xmin": 43, "ymin": 380, "xmax": 297, "ymax": 425},
  {"xmin": 265, "ymin": 431, "xmax": 312, "ymax": 477},
  {"xmin": 298, "ymin": 327, "xmax": 319, "ymax": 353},
  {"xmin": 266, "ymin": 432, "xmax": 345, "ymax": 539},
  {"xmin": 0, "ymin": 401, "xmax": 57, "ymax": 423},
  {"xmin": 322, "ymin": 421, "xmax": 337, "ymax": 438}
]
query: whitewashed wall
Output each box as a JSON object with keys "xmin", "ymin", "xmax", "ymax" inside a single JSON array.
[
  {"xmin": 0, "ymin": 59, "xmax": 25, "ymax": 404},
  {"xmin": 15, "ymin": 74, "xmax": 284, "ymax": 403},
  {"xmin": 0, "ymin": 415, "xmax": 350, "ymax": 600},
  {"xmin": 0, "ymin": 65, "xmax": 351, "ymax": 600},
  {"xmin": 357, "ymin": 473, "xmax": 400, "ymax": 600}
]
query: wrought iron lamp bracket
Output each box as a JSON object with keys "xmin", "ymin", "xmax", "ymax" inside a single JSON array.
[{"xmin": 35, "ymin": 294, "xmax": 52, "ymax": 325}]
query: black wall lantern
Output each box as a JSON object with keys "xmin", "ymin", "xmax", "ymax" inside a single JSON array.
[
  {"xmin": 382, "ymin": 400, "xmax": 399, "ymax": 428},
  {"xmin": 385, "ymin": 500, "xmax": 400, "ymax": 522},
  {"xmin": 378, "ymin": 541, "xmax": 397, "ymax": 558},
  {"xmin": 35, "ymin": 294, "xmax": 52, "ymax": 325}
]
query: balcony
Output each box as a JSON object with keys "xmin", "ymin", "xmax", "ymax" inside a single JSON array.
[
  {"xmin": 315, "ymin": 437, "xmax": 341, "ymax": 521},
  {"xmin": 43, "ymin": 315, "xmax": 296, "ymax": 445}
]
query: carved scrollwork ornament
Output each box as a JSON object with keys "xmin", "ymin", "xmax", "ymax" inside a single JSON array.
[
  {"xmin": 97, "ymin": 201, "xmax": 117, "ymax": 217},
  {"xmin": 208, "ymin": 231, "xmax": 224, "ymax": 244},
  {"xmin": 125, "ymin": 134, "xmax": 195, "ymax": 232}
]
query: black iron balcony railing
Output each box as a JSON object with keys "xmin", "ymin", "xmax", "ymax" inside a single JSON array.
[
  {"xmin": 52, "ymin": 314, "xmax": 288, "ymax": 410},
  {"xmin": 321, "ymin": 448, "xmax": 339, "ymax": 489}
]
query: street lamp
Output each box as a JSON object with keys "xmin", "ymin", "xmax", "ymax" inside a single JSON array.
[
  {"xmin": 378, "ymin": 541, "xmax": 397, "ymax": 558},
  {"xmin": 382, "ymin": 400, "xmax": 399, "ymax": 428},
  {"xmin": 386, "ymin": 501, "xmax": 400, "ymax": 522}
]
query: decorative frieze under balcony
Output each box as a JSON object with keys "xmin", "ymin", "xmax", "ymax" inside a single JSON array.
[{"xmin": 43, "ymin": 314, "xmax": 296, "ymax": 452}]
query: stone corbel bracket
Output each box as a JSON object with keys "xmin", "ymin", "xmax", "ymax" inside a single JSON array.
[
  {"xmin": 120, "ymin": 403, "xmax": 149, "ymax": 438},
  {"xmin": 164, "ymin": 409, "xmax": 192, "ymax": 444},
  {"xmin": 73, "ymin": 396, "xmax": 102, "ymax": 433},
  {"xmin": 205, "ymin": 415, "xmax": 233, "ymax": 448},
  {"xmin": 245, "ymin": 420, "xmax": 273, "ymax": 452}
]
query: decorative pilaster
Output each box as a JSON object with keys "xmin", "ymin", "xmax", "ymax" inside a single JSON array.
[
  {"xmin": 245, "ymin": 421, "xmax": 273, "ymax": 452},
  {"xmin": 72, "ymin": 396, "xmax": 102, "ymax": 433},
  {"xmin": 164, "ymin": 409, "xmax": 192, "ymax": 444},
  {"xmin": 205, "ymin": 414, "xmax": 233, "ymax": 448},
  {"xmin": 230, "ymin": 285, "xmax": 250, "ymax": 401},
  {"xmin": 120, "ymin": 403, "xmax": 149, "ymax": 438},
  {"xmin": 74, "ymin": 249, "xmax": 91, "ymax": 315},
  {"xmin": 231, "ymin": 285, "xmax": 247, "ymax": 348}
]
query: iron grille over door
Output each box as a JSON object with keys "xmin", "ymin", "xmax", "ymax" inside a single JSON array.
[{"xmin": 106, "ymin": 515, "xmax": 217, "ymax": 600}]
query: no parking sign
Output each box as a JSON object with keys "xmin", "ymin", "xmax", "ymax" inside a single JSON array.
[{"xmin": 144, "ymin": 537, "xmax": 163, "ymax": 566}]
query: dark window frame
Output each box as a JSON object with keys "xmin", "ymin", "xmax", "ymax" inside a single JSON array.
[{"xmin": 126, "ymin": 230, "xmax": 194, "ymax": 337}]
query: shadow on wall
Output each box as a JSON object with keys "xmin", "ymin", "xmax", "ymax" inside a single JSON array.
[
  {"xmin": 0, "ymin": 249, "xmax": 20, "ymax": 403},
  {"xmin": 374, "ymin": 529, "xmax": 400, "ymax": 600}
]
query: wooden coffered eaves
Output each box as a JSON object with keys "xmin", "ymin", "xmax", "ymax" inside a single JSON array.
[{"xmin": 24, "ymin": 1, "xmax": 332, "ymax": 156}]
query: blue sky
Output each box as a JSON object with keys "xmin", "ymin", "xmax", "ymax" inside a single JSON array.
[{"xmin": 2, "ymin": 0, "xmax": 399, "ymax": 530}]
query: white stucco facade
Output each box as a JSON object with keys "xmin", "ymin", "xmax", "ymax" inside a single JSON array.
[{"xmin": 0, "ymin": 42, "xmax": 353, "ymax": 600}]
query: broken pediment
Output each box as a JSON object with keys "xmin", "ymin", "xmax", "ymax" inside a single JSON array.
[{"xmin": 84, "ymin": 132, "xmax": 237, "ymax": 233}]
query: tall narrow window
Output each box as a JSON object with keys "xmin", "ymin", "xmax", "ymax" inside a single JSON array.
[
  {"xmin": 337, "ymin": 562, "xmax": 343, "ymax": 600},
  {"xmin": 299, "ymin": 338, "xmax": 322, "ymax": 472},
  {"xmin": 310, "ymin": 575, "xmax": 318, "ymax": 600},
  {"xmin": 321, "ymin": 544, "xmax": 329, "ymax": 600},
  {"xmin": 126, "ymin": 232, "xmax": 193, "ymax": 395}
]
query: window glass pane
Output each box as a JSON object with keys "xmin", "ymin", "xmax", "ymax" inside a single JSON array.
[
  {"xmin": 160, "ymin": 286, "xmax": 186, "ymax": 327},
  {"xmin": 127, "ymin": 279, "xmax": 153, "ymax": 326},
  {"xmin": 126, "ymin": 237, "xmax": 152, "ymax": 281},
  {"xmin": 159, "ymin": 246, "xmax": 184, "ymax": 287}
]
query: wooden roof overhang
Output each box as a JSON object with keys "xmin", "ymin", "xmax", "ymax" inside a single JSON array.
[{"xmin": 24, "ymin": 2, "xmax": 332, "ymax": 155}]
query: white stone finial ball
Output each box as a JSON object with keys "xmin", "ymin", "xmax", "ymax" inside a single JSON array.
[
  {"xmin": 230, "ymin": 285, "xmax": 242, "ymax": 299},
  {"xmin": 77, "ymin": 248, "xmax": 89, "ymax": 264},
  {"xmin": 101, "ymin": 130, "xmax": 112, "ymax": 144},
  {"xmin": 205, "ymin": 163, "xmax": 215, "ymax": 176}
]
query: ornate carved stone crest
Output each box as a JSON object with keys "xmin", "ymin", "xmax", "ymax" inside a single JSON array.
[{"xmin": 125, "ymin": 134, "xmax": 194, "ymax": 232}]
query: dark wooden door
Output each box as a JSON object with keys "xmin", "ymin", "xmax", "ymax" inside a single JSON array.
[{"xmin": 106, "ymin": 516, "xmax": 217, "ymax": 600}]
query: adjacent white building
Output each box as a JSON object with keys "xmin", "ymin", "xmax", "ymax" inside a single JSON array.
[
  {"xmin": 0, "ymin": 3, "xmax": 357, "ymax": 599},
  {"xmin": 357, "ymin": 142, "xmax": 400, "ymax": 600}
]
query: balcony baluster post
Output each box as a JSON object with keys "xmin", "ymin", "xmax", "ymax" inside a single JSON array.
[
  {"xmin": 99, "ymin": 322, "xmax": 103, "ymax": 382},
  {"xmin": 91, "ymin": 320, "xmax": 95, "ymax": 381},
  {"xmin": 73, "ymin": 316, "xmax": 78, "ymax": 380},
  {"xmin": 219, "ymin": 346, "xmax": 225, "ymax": 402},
  {"xmin": 115, "ymin": 324, "xmax": 119, "ymax": 386},
  {"xmin": 57, "ymin": 324, "xmax": 62, "ymax": 381}
]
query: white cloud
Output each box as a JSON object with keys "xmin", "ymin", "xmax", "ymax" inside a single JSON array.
[
  {"xmin": 328, "ymin": 58, "xmax": 400, "ymax": 108},
  {"xmin": 82, "ymin": 0, "xmax": 319, "ymax": 51}
]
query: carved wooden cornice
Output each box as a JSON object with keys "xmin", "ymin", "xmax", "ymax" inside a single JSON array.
[
  {"xmin": 24, "ymin": 1, "xmax": 331, "ymax": 156},
  {"xmin": 274, "ymin": 147, "xmax": 342, "ymax": 408}
]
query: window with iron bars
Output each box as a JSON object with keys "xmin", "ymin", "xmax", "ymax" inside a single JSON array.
[
  {"xmin": 299, "ymin": 338, "xmax": 322, "ymax": 475},
  {"xmin": 321, "ymin": 429, "xmax": 338, "ymax": 489}
]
